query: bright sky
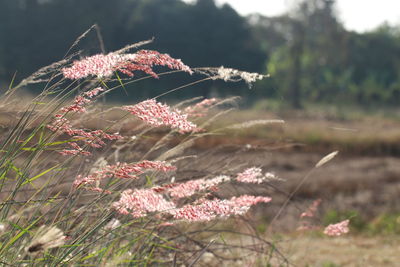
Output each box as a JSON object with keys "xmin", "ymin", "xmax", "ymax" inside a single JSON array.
[{"xmin": 183, "ymin": 0, "xmax": 400, "ymax": 32}]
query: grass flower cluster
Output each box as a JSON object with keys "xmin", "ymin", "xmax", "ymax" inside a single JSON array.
[{"xmin": 62, "ymin": 49, "xmax": 192, "ymax": 79}]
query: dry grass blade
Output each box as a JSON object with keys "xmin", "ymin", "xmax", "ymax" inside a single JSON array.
[
  {"xmin": 200, "ymin": 108, "xmax": 235, "ymax": 130},
  {"xmin": 169, "ymin": 155, "xmax": 197, "ymax": 164},
  {"xmin": 9, "ymin": 52, "xmax": 78, "ymax": 92},
  {"xmin": 173, "ymin": 96, "xmax": 204, "ymax": 109},
  {"xmin": 66, "ymin": 24, "xmax": 97, "ymax": 56},
  {"xmin": 141, "ymin": 131, "xmax": 176, "ymax": 159},
  {"xmin": 94, "ymin": 24, "xmax": 106, "ymax": 54},
  {"xmin": 188, "ymin": 239, "xmax": 215, "ymax": 267},
  {"xmin": 224, "ymin": 119, "xmax": 285, "ymax": 130},
  {"xmin": 315, "ymin": 151, "xmax": 339, "ymax": 168},
  {"xmin": 213, "ymin": 96, "xmax": 241, "ymax": 108},
  {"xmin": 156, "ymin": 139, "xmax": 195, "ymax": 161},
  {"xmin": 115, "ymin": 38, "xmax": 154, "ymax": 54}
]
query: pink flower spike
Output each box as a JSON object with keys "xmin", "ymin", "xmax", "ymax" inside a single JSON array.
[
  {"xmin": 58, "ymin": 90, "xmax": 99, "ymax": 114},
  {"xmin": 184, "ymin": 98, "xmax": 217, "ymax": 117},
  {"xmin": 59, "ymin": 149, "xmax": 91, "ymax": 156},
  {"xmin": 113, "ymin": 189, "xmax": 176, "ymax": 218},
  {"xmin": 300, "ymin": 199, "xmax": 322, "ymax": 218},
  {"xmin": 171, "ymin": 195, "xmax": 271, "ymax": 222},
  {"xmin": 165, "ymin": 175, "xmax": 230, "ymax": 199},
  {"xmin": 73, "ymin": 160, "xmax": 175, "ymax": 189},
  {"xmin": 135, "ymin": 160, "xmax": 177, "ymax": 172},
  {"xmin": 324, "ymin": 219, "xmax": 350, "ymax": 236},
  {"xmin": 123, "ymin": 99, "xmax": 198, "ymax": 133},
  {"xmin": 62, "ymin": 53, "xmax": 130, "ymax": 79},
  {"xmin": 61, "ymin": 50, "xmax": 192, "ymax": 80},
  {"xmin": 129, "ymin": 50, "xmax": 193, "ymax": 77},
  {"xmin": 84, "ymin": 87, "xmax": 104, "ymax": 98}
]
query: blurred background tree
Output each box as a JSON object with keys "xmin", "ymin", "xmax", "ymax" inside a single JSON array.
[{"xmin": 0, "ymin": 0, "xmax": 399, "ymax": 108}]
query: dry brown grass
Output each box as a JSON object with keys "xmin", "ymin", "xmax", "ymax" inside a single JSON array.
[
  {"xmin": 277, "ymin": 234, "xmax": 400, "ymax": 266},
  {"xmin": 203, "ymin": 109, "xmax": 400, "ymax": 156}
]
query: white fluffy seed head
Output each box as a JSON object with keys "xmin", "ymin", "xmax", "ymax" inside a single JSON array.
[{"xmin": 315, "ymin": 151, "xmax": 339, "ymax": 168}]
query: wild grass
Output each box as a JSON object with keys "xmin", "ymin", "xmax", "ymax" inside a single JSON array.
[
  {"xmin": 0, "ymin": 29, "xmax": 292, "ymax": 266},
  {"xmin": 0, "ymin": 27, "xmax": 365, "ymax": 266}
]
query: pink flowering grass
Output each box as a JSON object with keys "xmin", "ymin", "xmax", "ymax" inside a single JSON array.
[
  {"xmin": 122, "ymin": 99, "xmax": 198, "ymax": 133},
  {"xmin": 112, "ymin": 185, "xmax": 271, "ymax": 223},
  {"xmin": 62, "ymin": 49, "xmax": 192, "ymax": 79},
  {"xmin": 112, "ymin": 188, "xmax": 176, "ymax": 218},
  {"xmin": 0, "ymin": 32, "xmax": 337, "ymax": 265},
  {"xmin": 156, "ymin": 175, "xmax": 230, "ymax": 199},
  {"xmin": 74, "ymin": 160, "xmax": 176, "ymax": 189},
  {"xmin": 324, "ymin": 219, "xmax": 350, "ymax": 236},
  {"xmin": 184, "ymin": 98, "xmax": 217, "ymax": 117},
  {"xmin": 75, "ymin": 163, "xmax": 275, "ymax": 222},
  {"xmin": 300, "ymin": 199, "xmax": 322, "ymax": 218},
  {"xmin": 297, "ymin": 199, "xmax": 323, "ymax": 232},
  {"xmin": 47, "ymin": 86, "xmax": 122, "ymax": 155},
  {"xmin": 109, "ymin": 169, "xmax": 276, "ymax": 223},
  {"xmin": 172, "ymin": 195, "xmax": 271, "ymax": 222}
]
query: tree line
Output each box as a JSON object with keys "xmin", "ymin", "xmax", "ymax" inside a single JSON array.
[{"xmin": 0, "ymin": 0, "xmax": 399, "ymax": 107}]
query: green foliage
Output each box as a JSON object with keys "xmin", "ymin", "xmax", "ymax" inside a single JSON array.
[
  {"xmin": 254, "ymin": 0, "xmax": 400, "ymax": 107},
  {"xmin": 368, "ymin": 213, "xmax": 400, "ymax": 235}
]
